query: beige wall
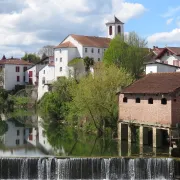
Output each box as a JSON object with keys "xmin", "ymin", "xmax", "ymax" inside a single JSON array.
[{"xmin": 119, "ymin": 94, "xmax": 172, "ymax": 126}]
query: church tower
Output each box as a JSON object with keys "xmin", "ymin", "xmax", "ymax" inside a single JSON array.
[{"xmin": 106, "ymin": 16, "xmax": 124, "ymax": 39}]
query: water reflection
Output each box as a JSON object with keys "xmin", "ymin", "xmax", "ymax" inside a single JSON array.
[{"xmin": 0, "ymin": 113, "xmax": 171, "ymax": 157}]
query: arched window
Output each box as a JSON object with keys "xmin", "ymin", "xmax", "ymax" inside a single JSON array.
[
  {"xmin": 148, "ymin": 98, "xmax": 153, "ymax": 104},
  {"xmin": 109, "ymin": 26, "xmax": 112, "ymax": 35},
  {"xmin": 136, "ymin": 97, "xmax": 141, "ymax": 103},
  {"xmin": 118, "ymin": 25, "xmax": 121, "ymax": 33},
  {"xmin": 161, "ymin": 98, "xmax": 167, "ymax": 105},
  {"xmin": 123, "ymin": 97, "xmax": 128, "ymax": 103}
]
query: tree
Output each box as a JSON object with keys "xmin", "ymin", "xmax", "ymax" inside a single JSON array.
[
  {"xmin": 38, "ymin": 77, "xmax": 75, "ymax": 120},
  {"xmin": 68, "ymin": 65, "xmax": 133, "ymax": 135},
  {"xmin": 84, "ymin": 56, "xmax": 94, "ymax": 74},
  {"xmin": 22, "ymin": 53, "xmax": 40, "ymax": 64},
  {"xmin": 103, "ymin": 32, "xmax": 149, "ymax": 79},
  {"xmin": 37, "ymin": 45, "xmax": 55, "ymax": 58}
]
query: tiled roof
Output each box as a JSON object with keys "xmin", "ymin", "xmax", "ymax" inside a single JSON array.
[
  {"xmin": 168, "ymin": 47, "xmax": 180, "ymax": 55},
  {"xmin": 0, "ymin": 58, "xmax": 32, "ymax": 65},
  {"xmin": 55, "ymin": 41, "xmax": 76, "ymax": 48},
  {"xmin": 71, "ymin": 34, "xmax": 111, "ymax": 48},
  {"xmin": 145, "ymin": 61, "xmax": 180, "ymax": 68},
  {"xmin": 121, "ymin": 72, "xmax": 180, "ymax": 94},
  {"xmin": 156, "ymin": 47, "xmax": 180, "ymax": 59}
]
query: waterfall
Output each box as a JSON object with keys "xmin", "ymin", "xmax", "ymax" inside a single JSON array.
[{"xmin": 0, "ymin": 157, "xmax": 177, "ymax": 179}]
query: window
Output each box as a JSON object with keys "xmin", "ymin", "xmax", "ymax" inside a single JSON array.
[
  {"xmin": 136, "ymin": 97, "xmax": 141, "ymax": 103},
  {"xmin": 167, "ymin": 51, "xmax": 170, "ymax": 56},
  {"xmin": 98, "ymin": 58, "xmax": 100, "ymax": 61},
  {"xmin": 17, "ymin": 76, "xmax": 20, "ymax": 82},
  {"xmin": 148, "ymin": 98, "xmax": 153, "ymax": 104},
  {"xmin": 42, "ymin": 130, "xmax": 45, "ymax": 137},
  {"xmin": 161, "ymin": 98, "xmax": 167, "ymax": 105},
  {"xmin": 24, "ymin": 129, "xmax": 26, "ymax": 135},
  {"xmin": 17, "ymin": 130, "xmax": 20, "ymax": 136},
  {"xmin": 29, "ymin": 128, "xmax": 32, "ymax": 133},
  {"xmin": 85, "ymin": 48, "xmax": 88, "ymax": 53},
  {"xmin": 43, "ymin": 70, "xmax": 45, "ymax": 74},
  {"xmin": 91, "ymin": 48, "xmax": 94, "ymax": 53},
  {"xmin": 23, "ymin": 67, "xmax": 27, "ymax": 72},
  {"xmin": 60, "ymin": 67, "xmax": 62, "ymax": 72},
  {"xmin": 16, "ymin": 139, "xmax": 20, "ymax": 145},
  {"xmin": 16, "ymin": 66, "xmax": 20, "ymax": 72},
  {"xmin": 109, "ymin": 26, "xmax": 112, "ymax": 35},
  {"xmin": 42, "ymin": 77, "xmax": 45, "ymax": 84},
  {"xmin": 118, "ymin": 25, "xmax": 121, "ymax": 33},
  {"xmin": 98, "ymin": 49, "xmax": 100, "ymax": 53},
  {"xmin": 60, "ymin": 58, "xmax": 62, "ymax": 62},
  {"xmin": 56, "ymin": 58, "xmax": 58, "ymax": 61},
  {"xmin": 123, "ymin": 97, "xmax": 128, "ymax": 103},
  {"xmin": 23, "ymin": 76, "xmax": 25, "ymax": 82},
  {"xmin": 174, "ymin": 99, "xmax": 177, "ymax": 102},
  {"xmin": 60, "ymin": 49, "xmax": 62, "ymax": 53}
]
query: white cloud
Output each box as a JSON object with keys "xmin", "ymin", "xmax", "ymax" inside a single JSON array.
[
  {"xmin": 162, "ymin": 6, "xmax": 180, "ymax": 18},
  {"xmin": 147, "ymin": 28, "xmax": 180, "ymax": 47},
  {"xmin": 0, "ymin": 0, "xmax": 146, "ymax": 57},
  {"xmin": 166, "ymin": 18, "xmax": 173, "ymax": 25}
]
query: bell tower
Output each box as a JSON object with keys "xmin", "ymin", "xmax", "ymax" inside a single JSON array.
[{"xmin": 106, "ymin": 16, "xmax": 124, "ymax": 39}]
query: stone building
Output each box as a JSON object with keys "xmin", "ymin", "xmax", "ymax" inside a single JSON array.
[{"xmin": 118, "ymin": 72, "xmax": 180, "ymax": 150}]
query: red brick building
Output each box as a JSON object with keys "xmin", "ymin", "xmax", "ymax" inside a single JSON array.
[{"xmin": 119, "ymin": 72, "xmax": 180, "ymax": 127}]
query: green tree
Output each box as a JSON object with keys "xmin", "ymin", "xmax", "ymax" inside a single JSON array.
[
  {"xmin": 103, "ymin": 32, "xmax": 149, "ymax": 79},
  {"xmin": 22, "ymin": 53, "xmax": 40, "ymax": 64},
  {"xmin": 68, "ymin": 65, "xmax": 133, "ymax": 135},
  {"xmin": 38, "ymin": 77, "xmax": 75, "ymax": 120},
  {"xmin": 84, "ymin": 56, "xmax": 94, "ymax": 74}
]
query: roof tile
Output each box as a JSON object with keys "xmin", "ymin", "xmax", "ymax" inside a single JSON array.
[{"xmin": 122, "ymin": 72, "xmax": 180, "ymax": 94}]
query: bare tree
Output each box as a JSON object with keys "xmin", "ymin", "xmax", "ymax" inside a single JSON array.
[{"xmin": 37, "ymin": 45, "xmax": 55, "ymax": 58}]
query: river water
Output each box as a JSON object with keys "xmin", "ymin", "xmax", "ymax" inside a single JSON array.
[{"xmin": 0, "ymin": 112, "xmax": 179, "ymax": 179}]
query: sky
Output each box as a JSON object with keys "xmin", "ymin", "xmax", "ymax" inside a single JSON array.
[{"xmin": 0, "ymin": 0, "xmax": 180, "ymax": 58}]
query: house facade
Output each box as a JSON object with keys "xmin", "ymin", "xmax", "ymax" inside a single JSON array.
[
  {"xmin": 0, "ymin": 57, "xmax": 32, "ymax": 90},
  {"xmin": 54, "ymin": 16, "xmax": 124, "ymax": 80},
  {"xmin": 119, "ymin": 72, "xmax": 180, "ymax": 127},
  {"xmin": 28, "ymin": 16, "xmax": 124, "ymax": 99},
  {"xmin": 26, "ymin": 56, "xmax": 55, "ymax": 100},
  {"xmin": 145, "ymin": 61, "xmax": 179, "ymax": 74}
]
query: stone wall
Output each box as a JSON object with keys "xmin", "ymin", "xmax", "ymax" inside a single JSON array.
[{"xmin": 119, "ymin": 94, "xmax": 172, "ymax": 126}]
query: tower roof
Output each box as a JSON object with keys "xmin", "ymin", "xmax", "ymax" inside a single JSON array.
[{"xmin": 106, "ymin": 16, "xmax": 124, "ymax": 25}]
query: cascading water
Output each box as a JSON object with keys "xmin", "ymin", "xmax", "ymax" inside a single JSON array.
[{"xmin": 0, "ymin": 157, "xmax": 177, "ymax": 179}]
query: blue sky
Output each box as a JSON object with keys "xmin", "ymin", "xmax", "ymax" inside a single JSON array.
[{"xmin": 0, "ymin": 0, "xmax": 180, "ymax": 57}]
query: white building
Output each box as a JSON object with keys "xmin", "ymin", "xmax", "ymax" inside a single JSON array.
[
  {"xmin": 152, "ymin": 46, "xmax": 180, "ymax": 66},
  {"xmin": 26, "ymin": 56, "xmax": 55, "ymax": 100},
  {"xmin": 54, "ymin": 16, "xmax": 124, "ymax": 80},
  {"xmin": 145, "ymin": 61, "xmax": 179, "ymax": 74},
  {"xmin": 145, "ymin": 47, "xmax": 180, "ymax": 74},
  {"xmin": 28, "ymin": 16, "xmax": 124, "ymax": 99},
  {"xmin": 0, "ymin": 57, "xmax": 32, "ymax": 90}
]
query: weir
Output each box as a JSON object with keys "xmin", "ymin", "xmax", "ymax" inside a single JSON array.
[{"xmin": 0, "ymin": 157, "xmax": 177, "ymax": 179}]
